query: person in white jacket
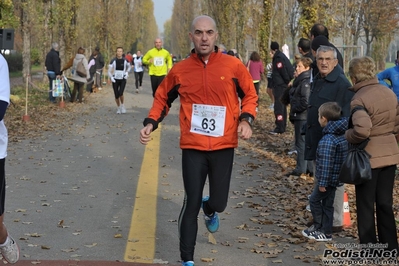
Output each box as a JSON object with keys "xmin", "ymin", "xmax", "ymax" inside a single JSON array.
[
  {"xmin": 108, "ymin": 47, "xmax": 131, "ymax": 114},
  {"xmin": 133, "ymin": 51, "xmax": 144, "ymax": 93}
]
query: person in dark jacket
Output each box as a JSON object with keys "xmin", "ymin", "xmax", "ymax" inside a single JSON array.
[
  {"xmin": 86, "ymin": 50, "xmax": 98, "ymax": 92},
  {"xmin": 310, "ymin": 24, "xmax": 343, "ymax": 68},
  {"xmin": 286, "ymin": 57, "xmax": 312, "ymax": 176},
  {"xmin": 310, "ymin": 35, "xmax": 345, "ymax": 81},
  {"xmin": 302, "ymin": 102, "xmax": 348, "ymax": 242},
  {"xmin": 45, "ymin": 42, "xmax": 61, "ymax": 103},
  {"xmin": 95, "ymin": 46, "xmax": 105, "ymax": 90},
  {"xmin": 269, "ymin": 41, "xmax": 294, "ymax": 134},
  {"xmin": 305, "ymin": 45, "xmax": 354, "ymax": 232},
  {"xmin": 297, "ymin": 38, "xmax": 314, "ymax": 61}
]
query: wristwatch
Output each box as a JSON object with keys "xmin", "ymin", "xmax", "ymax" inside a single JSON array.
[{"xmin": 240, "ymin": 117, "xmax": 253, "ymax": 127}]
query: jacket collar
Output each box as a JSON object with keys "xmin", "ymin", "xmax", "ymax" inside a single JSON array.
[
  {"xmin": 316, "ymin": 64, "xmax": 342, "ymax": 82},
  {"xmin": 293, "ymin": 70, "xmax": 311, "ymax": 87},
  {"xmin": 349, "ymin": 77, "xmax": 379, "ymax": 92},
  {"xmin": 190, "ymin": 46, "xmax": 221, "ymax": 63}
]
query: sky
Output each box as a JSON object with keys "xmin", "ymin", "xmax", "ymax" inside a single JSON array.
[{"xmin": 153, "ymin": 0, "xmax": 174, "ymax": 34}]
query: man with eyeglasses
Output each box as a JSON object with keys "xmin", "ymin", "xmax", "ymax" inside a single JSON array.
[{"xmin": 304, "ymin": 45, "xmax": 354, "ymax": 235}]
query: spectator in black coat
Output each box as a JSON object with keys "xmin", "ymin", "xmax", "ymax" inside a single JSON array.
[
  {"xmin": 310, "ymin": 24, "xmax": 344, "ymax": 68},
  {"xmin": 269, "ymin": 41, "xmax": 294, "ymax": 134},
  {"xmin": 45, "ymin": 42, "xmax": 61, "ymax": 103},
  {"xmin": 286, "ymin": 57, "xmax": 313, "ymax": 176}
]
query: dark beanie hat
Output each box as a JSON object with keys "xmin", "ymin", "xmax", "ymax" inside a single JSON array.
[
  {"xmin": 311, "ymin": 35, "xmax": 330, "ymax": 51},
  {"xmin": 270, "ymin": 41, "xmax": 279, "ymax": 51}
]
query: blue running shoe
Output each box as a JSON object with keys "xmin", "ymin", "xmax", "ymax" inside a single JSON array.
[
  {"xmin": 182, "ymin": 261, "xmax": 194, "ymax": 266},
  {"xmin": 202, "ymin": 196, "xmax": 219, "ymax": 233}
]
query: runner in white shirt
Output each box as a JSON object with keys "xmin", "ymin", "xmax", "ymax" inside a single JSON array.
[
  {"xmin": 133, "ymin": 51, "xmax": 144, "ymax": 94},
  {"xmin": 0, "ymin": 54, "xmax": 20, "ymax": 264},
  {"xmin": 108, "ymin": 47, "xmax": 131, "ymax": 114}
]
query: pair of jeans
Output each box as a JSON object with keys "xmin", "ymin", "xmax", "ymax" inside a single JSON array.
[
  {"xmin": 293, "ymin": 120, "xmax": 307, "ymax": 173},
  {"xmin": 71, "ymin": 82, "xmax": 84, "ymax": 102},
  {"xmin": 47, "ymin": 72, "xmax": 56, "ymax": 102},
  {"xmin": 95, "ymin": 69, "xmax": 102, "ymax": 88},
  {"xmin": 310, "ymin": 185, "xmax": 336, "ymax": 235}
]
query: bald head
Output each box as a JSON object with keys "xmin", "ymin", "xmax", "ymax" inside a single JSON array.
[
  {"xmin": 154, "ymin": 38, "xmax": 162, "ymax": 50},
  {"xmin": 190, "ymin": 15, "xmax": 217, "ymax": 33},
  {"xmin": 189, "ymin": 15, "xmax": 218, "ymax": 60}
]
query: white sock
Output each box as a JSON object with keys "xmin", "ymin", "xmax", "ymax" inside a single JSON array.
[{"xmin": 0, "ymin": 236, "xmax": 10, "ymax": 247}]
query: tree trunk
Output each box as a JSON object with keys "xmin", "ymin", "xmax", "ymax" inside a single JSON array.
[{"xmin": 42, "ymin": 0, "xmax": 51, "ymax": 82}]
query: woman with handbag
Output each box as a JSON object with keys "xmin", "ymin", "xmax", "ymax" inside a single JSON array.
[
  {"xmin": 71, "ymin": 47, "xmax": 90, "ymax": 103},
  {"xmin": 346, "ymin": 56, "xmax": 399, "ymax": 252}
]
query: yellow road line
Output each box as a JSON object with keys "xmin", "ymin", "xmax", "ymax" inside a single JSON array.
[{"xmin": 124, "ymin": 125, "xmax": 161, "ymax": 263}]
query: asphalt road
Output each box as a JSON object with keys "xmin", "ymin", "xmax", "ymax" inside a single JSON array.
[{"xmin": 4, "ymin": 73, "xmax": 358, "ymax": 266}]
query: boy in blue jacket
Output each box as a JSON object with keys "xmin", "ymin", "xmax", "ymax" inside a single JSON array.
[{"xmin": 302, "ymin": 102, "xmax": 348, "ymax": 241}]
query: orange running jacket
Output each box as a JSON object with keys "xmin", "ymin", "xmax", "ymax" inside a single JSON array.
[{"xmin": 144, "ymin": 49, "xmax": 258, "ymax": 151}]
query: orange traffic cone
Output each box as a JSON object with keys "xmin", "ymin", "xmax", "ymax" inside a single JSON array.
[{"xmin": 343, "ymin": 192, "xmax": 351, "ymax": 228}]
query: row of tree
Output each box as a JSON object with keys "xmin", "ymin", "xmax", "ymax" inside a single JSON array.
[
  {"xmin": 165, "ymin": 0, "xmax": 399, "ymax": 71},
  {"xmin": 1, "ymin": 0, "xmax": 158, "ymax": 81},
  {"xmin": 0, "ymin": 0, "xmax": 398, "ymax": 81}
]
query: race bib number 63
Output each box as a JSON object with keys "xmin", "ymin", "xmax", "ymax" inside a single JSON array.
[{"xmin": 190, "ymin": 104, "xmax": 226, "ymax": 137}]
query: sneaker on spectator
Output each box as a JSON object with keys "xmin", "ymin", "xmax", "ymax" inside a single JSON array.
[
  {"xmin": 302, "ymin": 224, "xmax": 317, "ymax": 238},
  {"xmin": 116, "ymin": 107, "xmax": 121, "ymax": 114},
  {"xmin": 182, "ymin": 261, "xmax": 194, "ymax": 266},
  {"xmin": 0, "ymin": 235, "xmax": 19, "ymax": 264},
  {"xmin": 307, "ymin": 230, "xmax": 332, "ymax": 241},
  {"xmin": 306, "ymin": 204, "xmax": 311, "ymax": 212},
  {"xmin": 288, "ymin": 150, "xmax": 297, "ymax": 155},
  {"xmin": 136, "ymin": 89, "xmax": 139, "ymax": 94},
  {"xmin": 120, "ymin": 105, "xmax": 126, "ymax": 114},
  {"xmin": 202, "ymin": 196, "xmax": 219, "ymax": 233}
]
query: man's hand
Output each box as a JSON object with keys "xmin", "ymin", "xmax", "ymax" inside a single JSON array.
[
  {"xmin": 237, "ymin": 121, "xmax": 252, "ymax": 139},
  {"xmin": 319, "ymin": 186, "xmax": 326, "ymax": 192},
  {"xmin": 140, "ymin": 123, "xmax": 154, "ymax": 145}
]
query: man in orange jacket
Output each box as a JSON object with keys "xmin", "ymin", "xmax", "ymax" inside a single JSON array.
[{"xmin": 139, "ymin": 15, "xmax": 258, "ymax": 266}]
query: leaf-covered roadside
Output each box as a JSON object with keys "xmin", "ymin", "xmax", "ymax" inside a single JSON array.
[{"xmin": 5, "ymin": 78, "xmax": 97, "ymax": 143}]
